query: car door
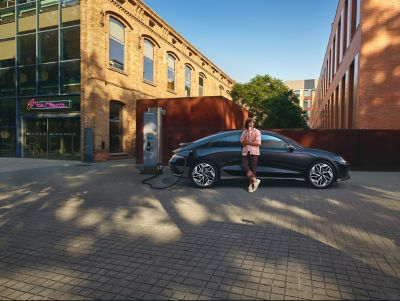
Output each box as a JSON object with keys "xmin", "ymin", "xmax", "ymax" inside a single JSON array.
[
  {"xmin": 258, "ymin": 134, "xmax": 304, "ymax": 178},
  {"xmin": 204, "ymin": 133, "xmax": 243, "ymax": 176}
]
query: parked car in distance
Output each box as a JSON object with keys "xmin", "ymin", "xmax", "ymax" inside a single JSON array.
[{"xmin": 169, "ymin": 130, "xmax": 350, "ymax": 189}]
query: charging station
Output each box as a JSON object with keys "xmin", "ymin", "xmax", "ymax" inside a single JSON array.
[{"xmin": 141, "ymin": 107, "xmax": 165, "ymax": 174}]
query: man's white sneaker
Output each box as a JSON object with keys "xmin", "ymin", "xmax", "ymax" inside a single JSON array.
[
  {"xmin": 253, "ymin": 179, "xmax": 261, "ymax": 192},
  {"xmin": 248, "ymin": 184, "xmax": 254, "ymax": 193}
]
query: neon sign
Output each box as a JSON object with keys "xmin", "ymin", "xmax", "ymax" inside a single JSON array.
[{"xmin": 27, "ymin": 98, "xmax": 71, "ymax": 110}]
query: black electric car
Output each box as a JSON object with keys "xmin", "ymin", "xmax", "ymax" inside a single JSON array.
[{"xmin": 169, "ymin": 130, "xmax": 350, "ymax": 189}]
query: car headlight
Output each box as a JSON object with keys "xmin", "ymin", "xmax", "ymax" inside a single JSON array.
[{"xmin": 171, "ymin": 153, "xmax": 185, "ymax": 161}]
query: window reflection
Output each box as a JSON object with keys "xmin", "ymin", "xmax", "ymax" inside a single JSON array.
[
  {"xmin": 0, "ymin": 7, "xmax": 16, "ymax": 38},
  {"xmin": 39, "ymin": 63, "xmax": 59, "ymax": 95},
  {"xmin": 18, "ymin": 34, "xmax": 36, "ymax": 65},
  {"xmin": 185, "ymin": 65, "xmax": 191, "ymax": 96},
  {"xmin": 109, "ymin": 17, "xmax": 125, "ymax": 71},
  {"xmin": 0, "ymin": 68, "xmax": 16, "ymax": 96},
  {"xmin": 61, "ymin": 0, "xmax": 80, "ymax": 26},
  {"xmin": 62, "ymin": 61, "xmax": 80, "ymax": 93},
  {"xmin": 40, "ymin": 30, "xmax": 58, "ymax": 63},
  {"xmin": 0, "ymin": 39, "xmax": 16, "ymax": 68},
  {"xmin": 39, "ymin": 0, "xmax": 59, "ymax": 31},
  {"xmin": 199, "ymin": 74, "xmax": 204, "ymax": 96},
  {"xmin": 109, "ymin": 101, "xmax": 123, "ymax": 153},
  {"xmin": 18, "ymin": 2, "xmax": 36, "ymax": 34},
  {"xmin": 143, "ymin": 39, "xmax": 154, "ymax": 82},
  {"xmin": 62, "ymin": 26, "xmax": 80, "ymax": 60},
  {"xmin": 0, "ymin": 99, "xmax": 16, "ymax": 157},
  {"xmin": 18, "ymin": 65, "xmax": 36, "ymax": 95},
  {"xmin": 167, "ymin": 54, "xmax": 175, "ymax": 91}
]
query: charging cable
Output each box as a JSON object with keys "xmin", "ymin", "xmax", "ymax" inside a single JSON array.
[{"xmin": 141, "ymin": 154, "xmax": 191, "ymax": 189}]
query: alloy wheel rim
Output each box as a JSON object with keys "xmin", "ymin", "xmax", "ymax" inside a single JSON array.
[
  {"xmin": 192, "ymin": 163, "xmax": 216, "ymax": 187},
  {"xmin": 310, "ymin": 163, "xmax": 334, "ymax": 187}
]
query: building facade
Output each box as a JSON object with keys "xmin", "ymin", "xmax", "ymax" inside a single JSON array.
[
  {"xmin": 311, "ymin": 0, "xmax": 400, "ymax": 129},
  {"xmin": 285, "ymin": 79, "xmax": 317, "ymax": 124},
  {"xmin": 0, "ymin": 0, "xmax": 234, "ymax": 161}
]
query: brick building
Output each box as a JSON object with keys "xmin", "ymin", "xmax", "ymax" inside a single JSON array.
[
  {"xmin": 285, "ymin": 79, "xmax": 318, "ymax": 125},
  {"xmin": 311, "ymin": 0, "xmax": 400, "ymax": 129},
  {"xmin": 0, "ymin": 0, "xmax": 234, "ymax": 161}
]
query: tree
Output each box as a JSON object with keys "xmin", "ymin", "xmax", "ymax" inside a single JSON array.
[{"xmin": 230, "ymin": 74, "xmax": 308, "ymax": 128}]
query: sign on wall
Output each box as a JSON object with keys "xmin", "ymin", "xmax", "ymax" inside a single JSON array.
[{"xmin": 26, "ymin": 98, "xmax": 72, "ymax": 110}]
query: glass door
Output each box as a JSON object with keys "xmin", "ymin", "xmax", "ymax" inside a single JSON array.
[
  {"xmin": 24, "ymin": 117, "xmax": 80, "ymax": 160},
  {"xmin": 109, "ymin": 101, "xmax": 123, "ymax": 153},
  {"xmin": 24, "ymin": 118, "xmax": 48, "ymax": 158}
]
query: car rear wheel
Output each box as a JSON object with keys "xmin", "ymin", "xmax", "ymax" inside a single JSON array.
[
  {"xmin": 307, "ymin": 161, "xmax": 336, "ymax": 189},
  {"xmin": 190, "ymin": 161, "xmax": 219, "ymax": 188}
]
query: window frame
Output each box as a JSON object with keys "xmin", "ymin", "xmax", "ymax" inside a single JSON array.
[
  {"xmin": 143, "ymin": 38, "xmax": 154, "ymax": 83},
  {"xmin": 167, "ymin": 53, "xmax": 176, "ymax": 92},
  {"xmin": 199, "ymin": 73, "xmax": 205, "ymax": 96},
  {"xmin": 184, "ymin": 64, "xmax": 191, "ymax": 96},
  {"xmin": 109, "ymin": 17, "xmax": 125, "ymax": 71}
]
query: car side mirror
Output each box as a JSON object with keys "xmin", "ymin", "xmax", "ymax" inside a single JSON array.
[{"xmin": 287, "ymin": 145, "xmax": 295, "ymax": 152}]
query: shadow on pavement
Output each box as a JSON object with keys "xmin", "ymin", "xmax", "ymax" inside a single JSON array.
[{"xmin": 0, "ymin": 160, "xmax": 399, "ymax": 300}]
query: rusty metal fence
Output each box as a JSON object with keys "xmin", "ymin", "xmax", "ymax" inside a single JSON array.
[{"xmin": 270, "ymin": 129, "xmax": 400, "ymax": 171}]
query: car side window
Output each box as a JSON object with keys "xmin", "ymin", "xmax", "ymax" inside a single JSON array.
[
  {"xmin": 261, "ymin": 134, "xmax": 288, "ymax": 149},
  {"xmin": 209, "ymin": 134, "xmax": 241, "ymax": 147}
]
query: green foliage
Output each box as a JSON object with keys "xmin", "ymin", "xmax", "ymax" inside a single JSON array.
[{"xmin": 230, "ymin": 74, "xmax": 308, "ymax": 129}]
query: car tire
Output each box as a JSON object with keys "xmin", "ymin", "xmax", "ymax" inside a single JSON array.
[
  {"xmin": 307, "ymin": 160, "xmax": 336, "ymax": 189},
  {"xmin": 190, "ymin": 160, "xmax": 219, "ymax": 188}
]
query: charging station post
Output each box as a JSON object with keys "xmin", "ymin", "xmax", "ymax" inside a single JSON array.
[{"xmin": 141, "ymin": 107, "xmax": 165, "ymax": 174}]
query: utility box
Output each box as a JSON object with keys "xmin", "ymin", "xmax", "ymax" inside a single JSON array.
[{"xmin": 142, "ymin": 107, "xmax": 164, "ymax": 174}]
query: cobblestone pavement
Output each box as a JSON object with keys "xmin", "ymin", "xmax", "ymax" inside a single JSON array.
[{"xmin": 0, "ymin": 158, "xmax": 399, "ymax": 300}]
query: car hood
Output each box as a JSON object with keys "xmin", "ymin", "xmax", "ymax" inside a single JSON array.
[{"xmin": 301, "ymin": 147, "xmax": 340, "ymax": 159}]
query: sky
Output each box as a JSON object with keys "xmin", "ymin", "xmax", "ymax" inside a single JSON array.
[{"xmin": 143, "ymin": 0, "xmax": 338, "ymax": 84}]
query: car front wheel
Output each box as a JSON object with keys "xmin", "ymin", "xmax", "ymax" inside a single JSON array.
[
  {"xmin": 190, "ymin": 161, "xmax": 219, "ymax": 188},
  {"xmin": 307, "ymin": 161, "xmax": 336, "ymax": 189}
]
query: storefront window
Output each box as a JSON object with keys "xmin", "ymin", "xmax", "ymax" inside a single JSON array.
[
  {"xmin": 39, "ymin": 63, "xmax": 59, "ymax": 95},
  {"xmin": 0, "ymin": 68, "xmax": 16, "ymax": 96},
  {"xmin": 0, "ymin": 39, "xmax": 16, "ymax": 68},
  {"xmin": 62, "ymin": 60, "xmax": 80, "ymax": 93},
  {"xmin": 18, "ymin": 65, "xmax": 36, "ymax": 95},
  {"xmin": 40, "ymin": 30, "xmax": 58, "ymax": 63},
  {"xmin": 17, "ymin": 2, "xmax": 36, "ymax": 34},
  {"xmin": 18, "ymin": 34, "xmax": 36, "ymax": 65},
  {"xmin": 39, "ymin": 0, "xmax": 58, "ymax": 31},
  {"xmin": 62, "ymin": 26, "xmax": 80, "ymax": 60},
  {"xmin": 61, "ymin": 0, "xmax": 80, "ymax": 27},
  {"xmin": 0, "ymin": 98, "xmax": 16, "ymax": 157}
]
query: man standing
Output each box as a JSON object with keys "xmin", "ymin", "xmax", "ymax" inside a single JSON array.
[{"xmin": 240, "ymin": 117, "xmax": 261, "ymax": 192}]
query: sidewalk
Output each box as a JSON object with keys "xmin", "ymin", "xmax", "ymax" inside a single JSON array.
[{"xmin": 0, "ymin": 158, "xmax": 399, "ymax": 300}]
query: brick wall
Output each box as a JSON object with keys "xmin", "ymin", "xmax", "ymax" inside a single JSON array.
[
  {"xmin": 311, "ymin": 0, "xmax": 400, "ymax": 129},
  {"xmin": 80, "ymin": 0, "xmax": 235, "ymax": 161},
  {"xmin": 358, "ymin": 0, "xmax": 400, "ymax": 129},
  {"xmin": 136, "ymin": 96, "xmax": 248, "ymax": 164}
]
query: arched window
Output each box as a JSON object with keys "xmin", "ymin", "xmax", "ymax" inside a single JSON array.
[
  {"xmin": 185, "ymin": 65, "xmax": 191, "ymax": 96},
  {"xmin": 109, "ymin": 17, "xmax": 125, "ymax": 71},
  {"xmin": 199, "ymin": 73, "xmax": 205, "ymax": 96},
  {"xmin": 219, "ymin": 85, "xmax": 224, "ymax": 96},
  {"xmin": 143, "ymin": 39, "xmax": 154, "ymax": 83},
  {"xmin": 167, "ymin": 54, "xmax": 175, "ymax": 91}
]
